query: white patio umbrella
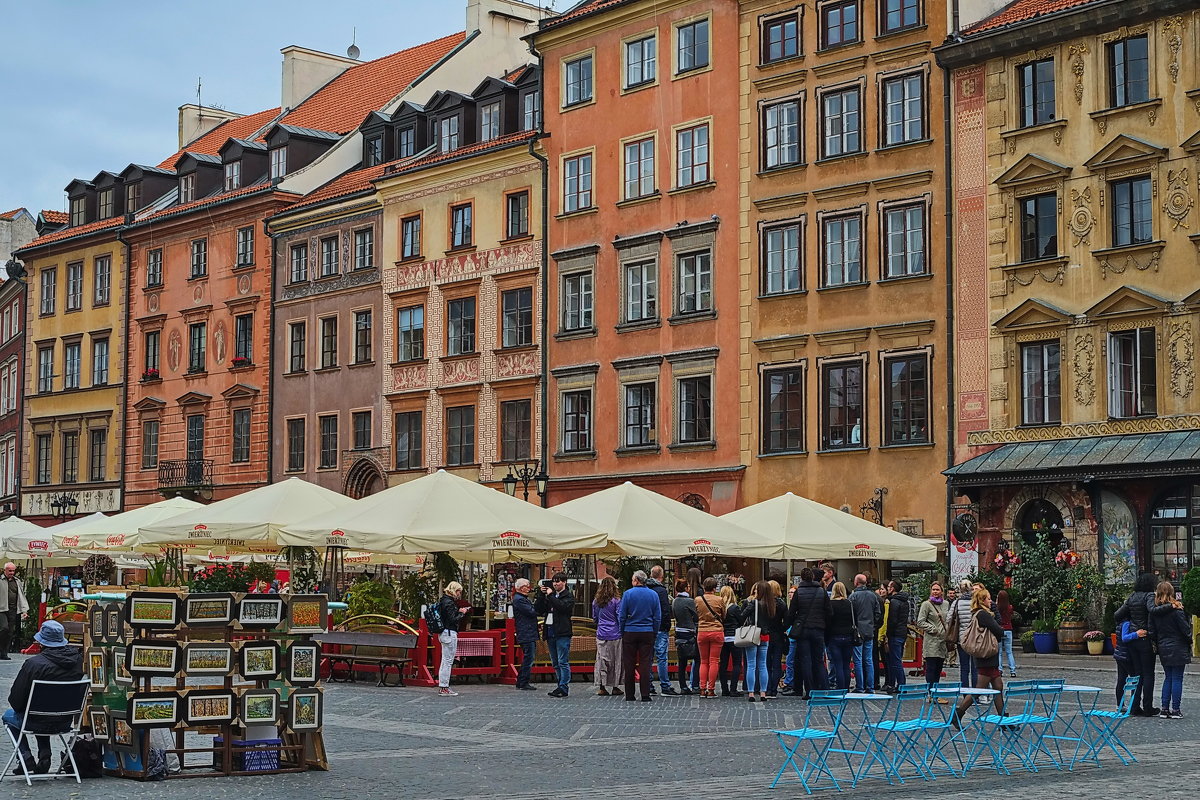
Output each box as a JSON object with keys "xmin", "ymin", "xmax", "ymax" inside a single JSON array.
[
  {"xmin": 279, "ymin": 469, "xmax": 608, "ymax": 559},
  {"xmin": 552, "ymin": 481, "xmax": 777, "ymax": 558},
  {"xmin": 3, "ymin": 512, "xmax": 108, "ymax": 561},
  {"xmin": 0, "ymin": 515, "xmax": 41, "ymax": 556},
  {"xmin": 52, "ymin": 496, "xmax": 203, "ymax": 552},
  {"xmin": 138, "ymin": 478, "xmax": 354, "ymax": 553},
  {"xmin": 721, "ymin": 491, "xmax": 938, "ymax": 562}
]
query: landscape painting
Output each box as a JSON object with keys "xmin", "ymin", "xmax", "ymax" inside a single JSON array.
[
  {"xmin": 184, "ymin": 593, "xmax": 235, "ymax": 626},
  {"xmin": 185, "ymin": 691, "xmax": 235, "ymax": 724},
  {"xmin": 287, "ymin": 643, "xmax": 321, "ymax": 686},
  {"xmin": 129, "ymin": 693, "xmax": 180, "ymax": 727},
  {"xmin": 128, "ymin": 640, "xmax": 180, "ymax": 676},
  {"xmin": 240, "ymin": 642, "xmax": 279, "ymax": 679},
  {"xmin": 285, "ymin": 595, "xmax": 328, "ymax": 634},
  {"xmin": 288, "ymin": 689, "xmax": 322, "ymax": 731},
  {"xmin": 240, "ymin": 689, "xmax": 278, "ymax": 725},
  {"xmin": 127, "ymin": 594, "xmax": 179, "ymax": 628},
  {"xmin": 237, "ymin": 595, "xmax": 285, "ymax": 629},
  {"xmin": 184, "ymin": 643, "xmax": 233, "ymax": 676}
]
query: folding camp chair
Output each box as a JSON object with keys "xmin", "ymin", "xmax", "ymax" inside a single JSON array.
[
  {"xmin": 1071, "ymin": 677, "xmax": 1139, "ymax": 769},
  {"xmin": 769, "ymin": 690, "xmax": 850, "ymax": 793},
  {"xmin": 1, "ymin": 678, "xmax": 91, "ymax": 786},
  {"xmin": 857, "ymin": 684, "xmax": 930, "ymax": 785},
  {"xmin": 962, "ymin": 684, "xmax": 1041, "ymax": 775}
]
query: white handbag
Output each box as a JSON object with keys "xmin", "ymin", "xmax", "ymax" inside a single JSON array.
[{"xmin": 733, "ymin": 599, "xmax": 761, "ymax": 648}]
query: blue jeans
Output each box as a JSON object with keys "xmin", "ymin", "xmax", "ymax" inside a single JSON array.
[
  {"xmin": 795, "ymin": 628, "xmax": 828, "ymax": 694},
  {"xmin": 744, "ymin": 642, "xmax": 769, "ymax": 693},
  {"xmin": 827, "ymin": 635, "xmax": 853, "ymax": 691},
  {"xmin": 547, "ymin": 636, "xmax": 571, "ymax": 693},
  {"xmin": 1162, "ymin": 664, "xmax": 1184, "ymax": 711},
  {"xmin": 654, "ymin": 631, "xmax": 671, "ymax": 689},
  {"xmin": 2, "ymin": 708, "xmax": 46, "ymax": 758},
  {"xmin": 1000, "ymin": 630, "xmax": 1016, "ymax": 673},
  {"xmin": 783, "ymin": 639, "xmax": 798, "ymax": 686},
  {"xmin": 516, "ymin": 639, "xmax": 536, "ymax": 688},
  {"xmin": 958, "ymin": 645, "xmax": 978, "ymax": 687},
  {"xmin": 887, "ymin": 636, "xmax": 907, "ymax": 687},
  {"xmin": 853, "ymin": 639, "xmax": 874, "ymax": 691}
]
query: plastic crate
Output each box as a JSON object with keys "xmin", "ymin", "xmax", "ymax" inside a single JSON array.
[{"xmin": 212, "ymin": 737, "xmax": 282, "ymax": 772}]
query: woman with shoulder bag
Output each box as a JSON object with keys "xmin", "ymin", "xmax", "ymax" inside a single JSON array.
[
  {"xmin": 740, "ymin": 581, "xmax": 776, "ymax": 702},
  {"xmin": 916, "ymin": 581, "xmax": 949, "ymax": 690},
  {"xmin": 694, "ymin": 578, "xmax": 727, "ymax": 698},
  {"xmin": 1149, "ymin": 580, "xmax": 1192, "ymax": 718},
  {"xmin": 826, "ymin": 582, "xmax": 856, "ymax": 691},
  {"xmin": 435, "ymin": 582, "xmax": 465, "ymax": 697},
  {"xmin": 952, "ymin": 587, "xmax": 1004, "ymax": 727},
  {"xmin": 718, "ymin": 585, "xmax": 744, "ymax": 697}
]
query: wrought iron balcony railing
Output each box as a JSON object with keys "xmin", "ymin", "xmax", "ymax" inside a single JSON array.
[{"xmin": 158, "ymin": 459, "xmax": 214, "ymax": 490}]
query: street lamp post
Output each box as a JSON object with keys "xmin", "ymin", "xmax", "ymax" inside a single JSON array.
[
  {"xmin": 502, "ymin": 460, "xmax": 549, "ymax": 507},
  {"xmin": 50, "ymin": 493, "xmax": 79, "ymax": 519}
]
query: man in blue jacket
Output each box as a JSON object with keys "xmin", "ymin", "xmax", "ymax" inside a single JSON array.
[
  {"xmin": 511, "ymin": 579, "xmax": 539, "ymax": 691},
  {"xmin": 618, "ymin": 570, "xmax": 661, "ymax": 702}
]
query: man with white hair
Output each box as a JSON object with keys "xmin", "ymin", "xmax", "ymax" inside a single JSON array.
[
  {"xmin": 618, "ymin": 570, "xmax": 660, "ymax": 702},
  {"xmin": 0, "ymin": 562, "xmax": 29, "ymax": 659},
  {"xmin": 511, "ymin": 578, "xmax": 538, "ymax": 690}
]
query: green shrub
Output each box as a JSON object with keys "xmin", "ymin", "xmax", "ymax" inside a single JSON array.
[
  {"xmin": 345, "ymin": 578, "xmax": 396, "ymax": 618},
  {"xmin": 189, "ymin": 564, "xmax": 253, "ymax": 593},
  {"xmin": 1020, "ymin": 630, "xmax": 1035, "ymax": 645},
  {"xmin": 1181, "ymin": 568, "xmax": 1200, "ymax": 618}
]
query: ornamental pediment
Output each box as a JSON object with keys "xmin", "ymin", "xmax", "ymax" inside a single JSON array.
[
  {"xmin": 175, "ymin": 390, "xmax": 212, "ymax": 407},
  {"xmin": 994, "ymin": 154, "xmax": 1070, "ymax": 189},
  {"xmin": 132, "ymin": 396, "xmax": 166, "ymax": 412},
  {"xmin": 1084, "ymin": 285, "xmax": 1170, "ymax": 319},
  {"xmin": 1183, "ymin": 130, "xmax": 1200, "ymax": 153},
  {"xmin": 1084, "ymin": 134, "xmax": 1167, "ymax": 171},
  {"xmin": 220, "ymin": 382, "xmax": 261, "ymax": 401},
  {"xmin": 992, "ymin": 299, "xmax": 1073, "ymax": 331}
]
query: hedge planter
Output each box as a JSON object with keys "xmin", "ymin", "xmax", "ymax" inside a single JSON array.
[{"xmin": 1033, "ymin": 632, "xmax": 1057, "ymax": 654}]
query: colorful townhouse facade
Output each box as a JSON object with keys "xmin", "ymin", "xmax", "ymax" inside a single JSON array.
[
  {"xmin": 0, "ymin": 274, "xmax": 26, "ymax": 515},
  {"xmin": 532, "ymin": 0, "xmax": 746, "ymax": 513},
  {"xmin": 939, "ymin": 0, "xmax": 1200, "ymax": 582}
]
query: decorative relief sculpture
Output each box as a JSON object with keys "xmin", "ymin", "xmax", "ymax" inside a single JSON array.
[
  {"xmin": 496, "ymin": 350, "xmax": 538, "ymax": 378},
  {"xmin": 969, "ymin": 415, "xmax": 1200, "ymax": 445},
  {"xmin": 1073, "ymin": 333, "xmax": 1096, "ymax": 405},
  {"xmin": 1169, "ymin": 319, "xmax": 1195, "ymax": 398},
  {"xmin": 167, "ymin": 329, "xmax": 182, "ymax": 373},
  {"xmin": 1069, "ymin": 187, "xmax": 1095, "ymax": 246},
  {"xmin": 1163, "ymin": 17, "xmax": 1185, "ymax": 84},
  {"xmin": 1069, "ymin": 45, "xmax": 1089, "ymax": 104},
  {"xmin": 1007, "ymin": 263, "xmax": 1065, "ymax": 290},
  {"xmin": 392, "ymin": 364, "xmax": 426, "ymax": 392},
  {"xmin": 441, "ymin": 358, "xmax": 480, "ymax": 385},
  {"xmin": 1099, "ymin": 248, "xmax": 1161, "ymax": 279},
  {"xmin": 1163, "ymin": 168, "xmax": 1193, "ymax": 230}
]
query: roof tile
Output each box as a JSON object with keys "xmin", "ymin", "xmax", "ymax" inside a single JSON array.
[
  {"xmin": 0, "ymin": 209, "xmax": 27, "ymax": 221},
  {"xmin": 40, "ymin": 210, "xmax": 68, "ymax": 224},
  {"xmin": 965, "ymin": 0, "xmax": 1100, "ymax": 34},
  {"xmin": 279, "ymin": 31, "xmax": 466, "ymax": 135},
  {"xmin": 155, "ymin": 106, "xmax": 282, "ymax": 169},
  {"xmin": 21, "ymin": 217, "xmax": 123, "ymax": 250},
  {"xmin": 136, "ymin": 183, "xmax": 293, "ymax": 225},
  {"xmin": 386, "ymin": 130, "xmax": 538, "ymax": 177},
  {"xmin": 540, "ymin": 0, "xmax": 632, "ymax": 31},
  {"xmin": 280, "ymin": 163, "xmax": 392, "ymax": 214}
]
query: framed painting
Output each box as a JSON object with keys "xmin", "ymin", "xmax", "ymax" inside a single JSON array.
[
  {"xmin": 128, "ymin": 692, "xmax": 181, "ymax": 727},
  {"xmin": 184, "ymin": 593, "xmax": 235, "ymax": 627},
  {"xmin": 126, "ymin": 593, "xmax": 180, "ymax": 629},
  {"xmin": 87, "ymin": 707, "xmax": 110, "ymax": 741},
  {"xmin": 286, "ymin": 642, "xmax": 321, "ymax": 687},
  {"xmin": 103, "ymin": 602, "xmax": 125, "ymax": 644},
  {"xmin": 127, "ymin": 639, "xmax": 181, "ymax": 677},
  {"xmin": 237, "ymin": 595, "xmax": 286, "ymax": 629},
  {"xmin": 239, "ymin": 640, "xmax": 280, "ymax": 680},
  {"xmin": 287, "ymin": 688, "xmax": 323, "ymax": 732},
  {"xmin": 87, "ymin": 604, "xmax": 105, "ymax": 643},
  {"xmin": 184, "ymin": 642, "xmax": 234, "ymax": 677},
  {"xmin": 183, "ymin": 690, "xmax": 236, "ymax": 725},
  {"xmin": 285, "ymin": 594, "xmax": 328, "ymax": 634},
  {"xmin": 112, "ymin": 646, "xmax": 132, "ymax": 685},
  {"xmin": 239, "ymin": 688, "xmax": 278, "ymax": 726},
  {"xmin": 86, "ymin": 647, "xmax": 107, "ymax": 690},
  {"xmin": 110, "ymin": 710, "xmax": 135, "ymax": 752}
]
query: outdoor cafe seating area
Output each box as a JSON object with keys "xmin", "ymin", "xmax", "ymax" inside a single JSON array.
[{"xmin": 768, "ymin": 677, "xmax": 1140, "ymax": 793}]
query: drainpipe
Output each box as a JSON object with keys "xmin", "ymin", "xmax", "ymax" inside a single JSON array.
[
  {"xmin": 942, "ymin": 61, "xmax": 957, "ymax": 566},
  {"xmin": 264, "ymin": 217, "xmax": 277, "ymax": 486},
  {"xmin": 117, "ymin": 221, "xmax": 132, "ymax": 510},
  {"xmin": 528, "ymin": 38, "xmax": 550, "ymax": 509}
]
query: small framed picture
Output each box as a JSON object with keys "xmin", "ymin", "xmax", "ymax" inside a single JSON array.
[
  {"xmin": 288, "ymin": 688, "xmax": 323, "ymax": 732},
  {"xmin": 86, "ymin": 648, "xmax": 107, "ymax": 690},
  {"xmin": 103, "ymin": 602, "xmax": 125, "ymax": 644},
  {"xmin": 88, "ymin": 604, "xmax": 105, "ymax": 642},
  {"xmin": 239, "ymin": 640, "xmax": 280, "ymax": 680},
  {"xmin": 127, "ymin": 639, "xmax": 181, "ymax": 677},
  {"xmin": 126, "ymin": 593, "xmax": 180, "ymax": 629},
  {"xmin": 112, "ymin": 646, "xmax": 132, "ymax": 685},
  {"xmin": 128, "ymin": 692, "xmax": 181, "ymax": 728},
  {"xmin": 184, "ymin": 690, "xmax": 236, "ymax": 725},
  {"xmin": 237, "ymin": 595, "xmax": 286, "ymax": 629},
  {"xmin": 184, "ymin": 593, "xmax": 235, "ymax": 627},
  {"xmin": 286, "ymin": 594, "xmax": 328, "ymax": 634},
  {"xmin": 110, "ymin": 710, "xmax": 135, "ymax": 752},
  {"xmin": 286, "ymin": 642, "xmax": 322, "ymax": 687},
  {"xmin": 88, "ymin": 707, "xmax": 110, "ymax": 741},
  {"xmin": 184, "ymin": 642, "xmax": 234, "ymax": 676},
  {"xmin": 239, "ymin": 688, "xmax": 278, "ymax": 726}
]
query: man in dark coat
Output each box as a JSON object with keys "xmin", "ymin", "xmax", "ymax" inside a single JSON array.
[
  {"xmin": 534, "ymin": 573, "xmax": 575, "ymax": 698},
  {"xmin": 511, "ymin": 578, "xmax": 539, "ymax": 690},
  {"xmin": 787, "ymin": 568, "xmax": 831, "ymax": 696},
  {"xmin": 4, "ymin": 621, "xmax": 84, "ymax": 775},
  {"xmin": 646, "ymin": 566, "xmax": 675, "ymax": 694}
]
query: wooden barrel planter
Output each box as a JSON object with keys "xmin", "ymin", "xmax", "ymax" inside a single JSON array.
[{"xmin": 1058, "ymin": 620, "xmax": 1087, "ymax": 654}]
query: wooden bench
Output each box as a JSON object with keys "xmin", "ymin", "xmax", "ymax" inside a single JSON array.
[{"xmin": 316, "ymin": 615, "xmax": 417, "ymax": 687}]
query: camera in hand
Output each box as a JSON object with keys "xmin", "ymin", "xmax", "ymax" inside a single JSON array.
[{"xmin": 539, "ymin": 579, "xmax": 553, "ymax": 589}]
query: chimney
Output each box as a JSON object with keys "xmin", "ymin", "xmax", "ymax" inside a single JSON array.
[
  {"xmin": 178, "ymin": 104, "xmax": 242, "ymax": 149},
  {"xmin": 466, "ymin": 0, "xmax": 546, "ymax": 32},
  {"xmin": 280, "ymin": 46, "xmax": 359, "ymax": 112}
]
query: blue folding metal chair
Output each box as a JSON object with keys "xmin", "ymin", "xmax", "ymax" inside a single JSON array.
[
  {"xmin": 769, "ymin": 690, "xmax": 850, "ymax": 793},
  {"xmin": 1072, "ymin": 677, "xmax": 1139, "ymax": 769},
  {"xmin": 962, "ymin": 683, "xmax": 1042, "ymax": 775},
  {"xmin": 1019, "ymin": 681, "xmax": 1064, "ymax": 770},
  {"xmin": 909, "ymin": 682, "xmax": 964, "ymax": 779},
  {"xmin": 857, "ymin": 684, "xmax": 930, "ymax": 785}
]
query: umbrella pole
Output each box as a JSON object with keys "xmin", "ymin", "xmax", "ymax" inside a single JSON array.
[{"xmin": 485, "ymin": 552, "xmax": 494, "ymax": 628}]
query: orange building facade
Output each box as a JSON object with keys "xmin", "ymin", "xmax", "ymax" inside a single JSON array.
[{"xmin": 534, "ymin": 0, "xmax": 746, "ymax": 513}]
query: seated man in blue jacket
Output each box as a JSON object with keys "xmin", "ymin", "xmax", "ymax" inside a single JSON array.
[
  {"xmin": 5, "ymin": 621, "xmax": 83, "ymax": 775},
  {"xmin": 618, "ymin": 570, "xmax": 661, "ymax": 702}
]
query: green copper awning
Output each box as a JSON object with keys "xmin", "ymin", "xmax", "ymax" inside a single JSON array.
[{"xmin": 945, "ymin": 430, "xmax": 1200, "ymax": 486}]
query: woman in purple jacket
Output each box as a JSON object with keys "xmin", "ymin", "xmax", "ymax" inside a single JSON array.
[{"xmin": 592, "ymin": 577, "xmax": 625, "ymax": 696}]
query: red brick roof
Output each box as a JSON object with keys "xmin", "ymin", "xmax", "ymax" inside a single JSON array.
[
  {"xmin": 385, "ymin": 130, "xmax": 538, "ymax": 177},
  {"xmin": 279, "ymin": 163, "xmax": 392, "ymax": 215},
  {"xmin": 20, "ymin": 217, "xmax": 123, "ymax": 250},
  {"xmin": 155, "ymin": 107, "xmax": 282, "ymax": 169},
  {"xmin": 965, "ymin": 0, "xmax": 1100, "ymax": 33},
  {"xmin": 279, "ymin": 32, "xmax": 467, "ymax": 135},
  {"xmin": 0, "ymin": 209, "xmax": 27, "ymax": 221},
  {"xmin": 136, "ymin": 184, "xmax": 294, "ymax": 225},
  {"xmin": 540, "ymin": 0, "xmax": 632, "ymax": 31},
  {"xmin": 40, "ymin": 210, "xmax": 68, "ymax": 224}
]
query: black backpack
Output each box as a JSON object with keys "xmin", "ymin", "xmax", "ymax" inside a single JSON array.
[
  {"xmin": 424, "ymin": 602, "xmax": 444, "ymax": 634},
  {"xmin": 60, "ymin": 736, "xmax": 104, "ymax": 778}
]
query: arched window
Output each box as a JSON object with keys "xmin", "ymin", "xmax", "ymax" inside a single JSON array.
[
  {"xmin": 1016, "ymin": 498, "xmax": 1064, "ymax": 549},
  {"xmin": 1149, "ymin": 486, "xmax": 1198, "ymax": 582}
]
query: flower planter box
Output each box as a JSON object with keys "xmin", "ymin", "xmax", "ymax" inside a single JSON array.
[
  {"xmin": 1086, "ymin": 640, "xmax": 1104, "ymax": 655},
  {"xmin": 1033, "ymin": 632, "xmax": 1057, "ymax": 654}
]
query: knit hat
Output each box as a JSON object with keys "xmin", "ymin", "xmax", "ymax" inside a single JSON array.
[{"xmin": 33, "ymin": 620, "xmax": 68, "ymax": 648}]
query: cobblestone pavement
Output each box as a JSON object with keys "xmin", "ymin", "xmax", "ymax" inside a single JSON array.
[{"xmin": 1, "ymin": 654, "xmax": 1197, "ymax": 799}]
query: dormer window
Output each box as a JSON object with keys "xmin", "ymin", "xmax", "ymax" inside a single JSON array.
[
  {"xmin": 269, "ymin": 148, "xmax": 287, "ymax": 180},
  {"xmin": 70, "ymin": 197, "xmax": 86, "ymax": 226},
  {"xmin": 98, "ymin": 189, "xmax": 115, "ymax": 220},
  {"xmin": 480, "ymin": 102, "xmax": 501, "ymax": 141},
  {"xmin": 125, "ymin": 183, "xmax": 141, "ymax": 214},
  {"xmin": 364, "ymin": 135, "xmax": 384, "ymax": 167},
  {"xmin": 179, "ymin": 173, "xmax": 196, "ymax": 203},
  {"xmin": 522, "ymin": 91, "xmax": 540, "ymax": 131},
  {"xmin": 397, "ymin": 126, "xmax": 416, "ymax": 158},
  {"xmin": 224, "ymin": 161, "xmax": 241, "ymax": 192},
  {"xmin": 440, "ymin": 117, "xmax": 460, "ymax": 153}
]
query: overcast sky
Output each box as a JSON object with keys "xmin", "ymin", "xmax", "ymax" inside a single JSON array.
[{"xmin": 0, "ymin": 1, "xmax": 509, "ymax": 216}]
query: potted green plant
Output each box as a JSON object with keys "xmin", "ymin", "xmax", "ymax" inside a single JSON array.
[
  {"xmin": 1181, "ymin": 567, "xmax": 1200, "ymax": 657},
  {"xmin": 1032, "ymin": 618, "xmax": 1057, "ymax": 653},
  {"xmin": 1084, "ymin": 630, "xmax": 1106, "ymax": 655},
  {"xmin": 1019, "ymin": 629, "xmax": 1036, "ymax": 653}
]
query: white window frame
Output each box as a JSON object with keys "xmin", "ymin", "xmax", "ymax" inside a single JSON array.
[
  {"xmin": 562, "ymin": 152, "xmax": 593, "ymax": 213},
  {"xmin": 623, "ymin": 260, "xmax": 658, "ymax": 322},
  {"xmin": 561, "ymin": 271, "xmax": 594, "ymax": 332}
]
